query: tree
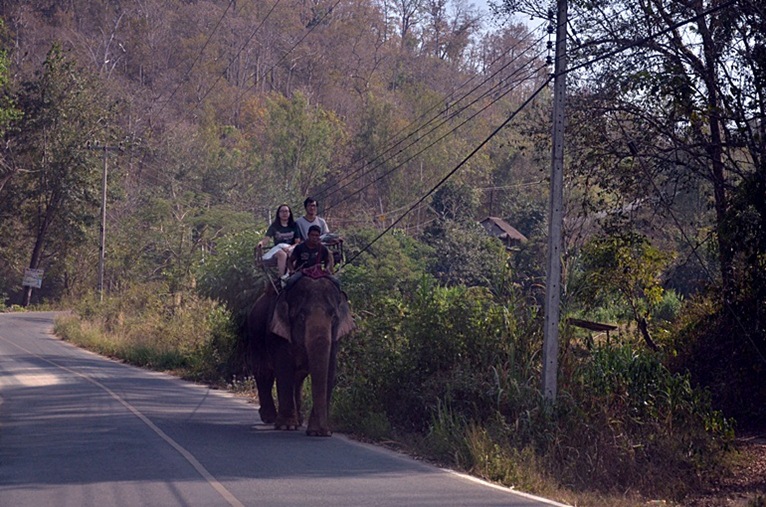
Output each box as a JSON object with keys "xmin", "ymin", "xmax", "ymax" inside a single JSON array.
[
  {"xmin": 256, "ymin": 91, "xmax": 346, "ymax": 201},
  {"xmin": 578, "ymin": 0, "xmax": 763, "ymax": 297},
  {"xmin": 0, "ymin": 19, "xmax": 22, "ymax": 195},
  {"xmin": 4, "ymin": 45, "xmax": 115, "ymax": 305},
  {"xmin": 576, "ymin": 233, "xmax": 674, "ymax": 350}
]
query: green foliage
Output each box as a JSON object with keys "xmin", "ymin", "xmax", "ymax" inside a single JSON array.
[
  {"xmin": 195, "ymin": 228, "xmax": 264, "ymax": 319},
  {"xmin": 421, "ymin": 218, "xmax": 509, "ymax": 288},
  {"xmin": 336, "ymin": 275, "xmax": 542, "ymax": 438},
  {"xmin": 340, "ymin": 227, "xmax": 431, "ymax": 307},
  {"xmin": 651, "ymin": 288, "xmax": 683, "ymax": 327},
  {"xmin": 667, "ymin": 294, "xmax": 766, "ymax": 427},
  {"xmin": 0, "ymin": 20, "xmax": 21, "ymax": 137},
  {"xmin": 0, "ymin": 44, "xmax": 117, "ymax": 305},
  {"xmin": 570, "ymin": 232, "xmax": 675, "ymax": 347},
  {"xmin": 429, "ymin": 181, "xmax": 480, "ymax": 223},
  {"xmin": 106, "ymin": 189, "xmax": 257, "ymax": 295},
  {"xmin": 464, "ymin": 424, "xmax": 545, "ymax": 492},
  {"xmin": 557, "ymin": 343, "xmax": 733, "ymax": 497},
  {"xmin": 257, "ymin": 91, "xmax": 346, "ymax": 200},
  {"xmin": 336, "ymin": 246, "xmax": 732, "ymax": 501}
]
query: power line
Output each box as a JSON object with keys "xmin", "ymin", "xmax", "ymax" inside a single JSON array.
[
  {"xmin": 326, "ymin": 62, "xmax": 549, "ymax": 213},
  {"xmin": 321, "ymin": 54, "xmax": 549, "ymax": 210},
  {"xmin": 340, "ymin": 0, "xmax": 740, "ymax": 267},
  {"xmin": 341, "ymin": 76, "xmax": 553, "ymax": 269},
  {"xmin": 315, "ymin": 25, "xmax": 550, "ymax": 203}
]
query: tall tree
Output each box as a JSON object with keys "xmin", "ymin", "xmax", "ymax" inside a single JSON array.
[
  {"xmin": 0, "ymin": 19, "xmax": 22, "ymax": 196},
  {"xmin": 256, "ymin": 91, "xmax": 346, "ymax": 201},
  {"xmin": 496, "ymin": 0, "xmax": 765, "ymax": 300},
  {"xmin": 6, "ymin": 45, "xmax": 115, "ymax": 305}
]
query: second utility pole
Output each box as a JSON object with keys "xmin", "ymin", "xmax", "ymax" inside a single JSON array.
[
  {"xmin": 542, "ymin": 0, "xmax": 568, "ymax": 402},
  {"xmin": 86, "ymin": 142, "xmax": 121, "ymax": 302}
]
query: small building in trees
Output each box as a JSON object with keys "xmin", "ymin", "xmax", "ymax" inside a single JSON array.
[{"xmin": 479, "ymin": 217, "xmax": 528, "ymax": 250}]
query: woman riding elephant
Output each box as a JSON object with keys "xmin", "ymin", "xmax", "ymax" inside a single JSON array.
[{"xmin": 247, "ymin": 274, "xmax": 354, "ymax": 436}]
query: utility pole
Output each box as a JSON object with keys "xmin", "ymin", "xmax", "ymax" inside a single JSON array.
[
  {"xmin": 542, "ymin": 0, "xmax": 568, "ymax": 402},
  {"xmin": 86, "ymin": 142, "xmax": 121, "ymax": 302}
]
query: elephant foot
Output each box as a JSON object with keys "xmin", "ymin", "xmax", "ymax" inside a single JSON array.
[
  {"xmin": 259, "ymin": 406, "xmax": 277, "ymax": 424},
  {"xmin": 306, "ymin": 427, "xmax": 332, "ymax": 437},
  {"xmin": 306, "ymin": 411, "xmax": 331, "ymax": 436},
  {"xmin": 274, "ymin": 415, "xmax": 300, "ymax": 431}
]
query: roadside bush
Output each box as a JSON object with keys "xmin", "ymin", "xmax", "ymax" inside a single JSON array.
[
  {"xmin": 60, "ymin": 283, "xmax": 239, "ymax": 384},
  {"xmin": 195, "ymin": 228, "xmax": 264, "ymax": 320},
  {"xmin": 335, "ymin": 274, "xmax": 544, "ymax": 447},
  {"xmin": 667, "ymin": 294, "xmax": 766, "ymax": 428},
  {"xmin": 556, "ymin": 343, "xmax": 733, "ymax": 498},
  {"xmin": 335, "ymin": 265, "xmax": 733, "ymax": 503}
]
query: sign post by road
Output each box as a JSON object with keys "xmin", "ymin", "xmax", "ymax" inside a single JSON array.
[{"xmin": 22, "ymin": 268, "xmax": 44, "ymax": 289}]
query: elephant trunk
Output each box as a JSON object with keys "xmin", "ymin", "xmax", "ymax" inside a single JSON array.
[{"xmin": 306, "ymin": 323, "xmax": 333, "ymax": 436}]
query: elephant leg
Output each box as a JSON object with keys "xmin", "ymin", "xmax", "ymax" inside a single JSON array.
[
  {"xmin": 306, "ymin": 336, "xmax": 333, "ymax": 437},
  {"xmin": 254, "ymin": 363, "xmax": 276, "ymax": 424},
  {"xmin": 294, "ymin": 372, "xmax": 307, "ymax": 427},
  {"xmin": 274, "ymin": 351, "xmax": 300, "ymax": 430}
]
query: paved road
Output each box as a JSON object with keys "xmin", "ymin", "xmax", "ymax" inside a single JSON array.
[{"xmin": 0, "ymin": 312, "xmax": 568, "ymax": 507}]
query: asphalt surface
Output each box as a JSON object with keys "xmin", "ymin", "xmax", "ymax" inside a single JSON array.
[{"xmin": 0, "ymin": 311, "xmax": 569, "ymax": 507}]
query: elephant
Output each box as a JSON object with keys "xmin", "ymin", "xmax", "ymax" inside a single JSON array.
[{"xmin": 247, "ymin": 275, "xmax": 355, "ymax": 436}]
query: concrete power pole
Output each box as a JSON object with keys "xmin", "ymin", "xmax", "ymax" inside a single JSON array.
[
  {"xmin": 86, "ymin": 142, "xmax": 121, "ymax": 302},
  {"xmin": 542, "ymin": 0, "xmax": 568, "ymax": 402}
]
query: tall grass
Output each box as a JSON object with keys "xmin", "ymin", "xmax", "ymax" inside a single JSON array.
[{"xmin": 56, "ymin": 282, "xmax": 240, "ymax": 383}]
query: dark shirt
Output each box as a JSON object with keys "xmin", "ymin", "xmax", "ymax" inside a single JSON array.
[
  {"xmin": 265, "ymin": 223, "xmax": 298, "ymax": 247},
  {"xmin": 291, "ymin": 242, "xmax": 330, "ymax": 270}
]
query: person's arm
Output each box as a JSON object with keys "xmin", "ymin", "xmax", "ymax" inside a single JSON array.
[
  {"xmin": 255, "ymin": 226, "xmax": 272, "ymax": 259},
  {"xmin": 291, "ymin": 225, "xmax": 301, "ymax": 245},
  {"xmin": 260, "ymin": 224, "xmax": 276, "ymax": 247}
]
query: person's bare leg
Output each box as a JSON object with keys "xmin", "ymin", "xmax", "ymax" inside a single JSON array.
[{"xmin": 276, "ymin": 249, "xmax": 288, "ymax": 276}]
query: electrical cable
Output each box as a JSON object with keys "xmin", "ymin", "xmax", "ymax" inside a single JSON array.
[
  {"xmin": 322, "ymin": 55, "xmax": 549, "ymax": 210},
  {"xmin": 326, "ymin": 62, "xmax": 549, "ymax": 214},
  {"xmin": 340, "ymin": 75, "xmax": 553, "ymax": 270},
  {"xmin": 341, "ymin": 0, "xmax": 740, "ymax": 269},
  {"xmin": 315, "ymin": 25, "xmax": 550, "ymax": 202}
]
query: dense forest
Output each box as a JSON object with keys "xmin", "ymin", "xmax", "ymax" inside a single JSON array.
[
  {"xmin": 1, "ymin": 0, "xmax": 764, "ymax": 504},
  {"xmin": 0, "ymin": 0, "xmax": 550, "ymax": 300}
]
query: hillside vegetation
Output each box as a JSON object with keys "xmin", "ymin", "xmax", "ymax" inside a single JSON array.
[{"xmin": 1, "ymin": 1, "xmax": 765, "ymax": 505}]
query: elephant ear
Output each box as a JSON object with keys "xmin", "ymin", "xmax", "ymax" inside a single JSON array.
[
  {"xmin": 269, "ymin": 295, "xmax": 291, "ymax": 342},
  {"xmin": 335, "ymin": 291, "xmax": 355, "ymax": 340}
]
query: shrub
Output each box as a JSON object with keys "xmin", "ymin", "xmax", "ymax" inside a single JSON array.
[
  {"xmin": 557, "ymin": 343, "xmax": 733, "ymax": 498},
  {"xmin": 61, "ymin": 283, "xmax": 239, "ymax": 384}
]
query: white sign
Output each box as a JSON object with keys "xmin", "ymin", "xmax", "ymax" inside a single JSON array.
[{"xmin": 22, "ymin": 268, "xmax": 44, "ymax": 289}]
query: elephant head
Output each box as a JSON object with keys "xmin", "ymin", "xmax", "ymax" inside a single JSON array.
[{"xmin": 268, "ymin": 275, "xmax": 354, "ymax": 436}]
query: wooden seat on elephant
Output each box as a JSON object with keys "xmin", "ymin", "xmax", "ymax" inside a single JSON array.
[
  {"xmin": 255, "ymin": 247, "xmax": 277, "ymax": 268},
  {"xmin": 321, "ymin": 234, "xmax": 345, "ymax": 267}
]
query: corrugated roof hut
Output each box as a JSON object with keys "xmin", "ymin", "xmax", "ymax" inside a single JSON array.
[{"xmin": 479, "ymin": 217, "xmax": 528, "ymax": 249}]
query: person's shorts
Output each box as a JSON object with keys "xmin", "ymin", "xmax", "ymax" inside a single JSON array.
[{"xmin": 262, "ymin": 243, "xmax": 290, "ymax": 260}]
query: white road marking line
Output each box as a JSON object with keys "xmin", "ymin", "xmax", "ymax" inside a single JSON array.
[{"xmin": 0, "ymin": 334, "xmax": 245, "ymax": 507}]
